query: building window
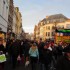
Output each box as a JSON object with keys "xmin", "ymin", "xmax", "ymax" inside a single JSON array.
[
  {"xmin": 57, "ymin": 25, "xmax": 64, "ymax": 29},
  {"xmin": 48, "ymin": 32, "xmax": 50, "ymax": 36},
  {"xmin": 61, "ymin": 25, "xmax": 64, "ymax": 29},
  {"xmin": 52, "ymin": 32, "xmax": 54, "ymax": 36},
  {"xmin": 48, "ymin": 26, "xmax": 50, "ymax": 30},
  {"xmin": 66, "ymin": 24, "xmax": 70, "ymax": 29},
  {"xmin": 46, "ymin": 32, "xmax": 47, "ymax": 36},
  {"xmin": 60, "ymin": 19, "xmax": 62, "ymax": 22},
  {"xmin": 46, "ymin": 26, "xmax": 47, "ymax": 30},
  {"xmin": 52, "ymin": 26, "xmax": 54, "ymax": 29},
  {"xmin": 6, "ymin": 6, "xmax": 8, "ymax": 9},
  {"xmin": 47, "ymin": 21, "xmax": 49, "ymax": 23},
  {"xmin": 44, "ymin": 22, "xmax": 45, "ymax": 25}
]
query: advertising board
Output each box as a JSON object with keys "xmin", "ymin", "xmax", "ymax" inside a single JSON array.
[{"xmin": 55, "ymin": 29, "xmax": 70, "ymax": 43}]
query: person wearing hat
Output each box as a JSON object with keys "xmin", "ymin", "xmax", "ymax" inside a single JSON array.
[
  {"xmin": 29, "ymin": 43, "xmax": 39, "ymax": 70},
  {"xmin": 56, "ymin": 44, "xmax": 70, "ymax": 70}
]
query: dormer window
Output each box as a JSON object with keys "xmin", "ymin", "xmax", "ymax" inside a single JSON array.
[{"xmin": 47, "ymin": 21, "xmax": 49, "ymax": 23}]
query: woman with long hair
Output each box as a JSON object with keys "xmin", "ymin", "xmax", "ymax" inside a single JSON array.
[{"xmin": 29, "ymin": 43, "xmax": 39, "ymax": 70}]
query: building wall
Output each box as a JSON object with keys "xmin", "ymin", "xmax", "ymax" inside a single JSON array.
[
  {"xmin": 25, "ymin": 33, "xmax": 31, "ymax": 40},
  {"xmin": 0, "ymin": 0, "xmax": 9, "ymax": 32},
  {"xmin": 44, "ymin": 23, "xmax": 54, "ymax": 39},
  {"xmin": 34, "ymin": 25, "xmax": 39, "ymax": 41},
  {"xmin": 18, "ymin": 12, "xmax": 22, "ymax": 34},
  {"xmin": 40, "ymin": 23, "xmax": 54, "ymax": 40},
  {"xmin": 39, "ymin": 20, "xmax": 70, "ymax": 41},
  {"xmin": 56, "ymin": 20, "xmax": 70, "ymax": 29},
  {"xmin": 8, "ymin": 0, "xmax": 13, "ymax": 32},
  {"xmin": 63, "ymin": 20, "xmax": 70, "ymax": 29},
  {"xmin": 15, "ymin": 7, "xmax": 22, "ymax": 39},
  {"xmin": 40, "ymin": 26, "xmax": 44, "ymax": 38},
  {"xmin": 34, "ymin": 14, "xmax": 70, "ymax": 41},
  {"xmin": 34, "ymin": 25, "xmax": 37, "ymax": 39},
  {"xmin": 13, "ymin": 8, "xmax": 16, "ymax": 33}
]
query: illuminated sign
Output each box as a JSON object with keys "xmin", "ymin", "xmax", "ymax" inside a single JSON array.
[
  {"xmin": 56, "ymin": 36, "xmax": 70, "ymax": 43},
  {"xmin": 56, "ymin": 29, "xmax": 70, "ymax": 33},
  {"xmin": 55, "ymin": 29, "xmax": 70, "ymax": 43}
]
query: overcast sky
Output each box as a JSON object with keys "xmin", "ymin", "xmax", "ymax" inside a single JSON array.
[{"xmin": 14, "ymin": 0, "xmax": 70, "ymax": 33}]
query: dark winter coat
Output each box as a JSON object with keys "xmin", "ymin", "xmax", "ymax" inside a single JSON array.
[
  {"xmin": 0, "ymin": 44, "xmax": 5, "ymax": 54},
  {"xmin": 56, "ymin": 45, "xmax": 63, "ymax": 58},
  {"xmin": 56, "ymin": 55, "xmax": 70, "ymax": 70},
  {"xmin": 23, "ymin": 41, "xmax": 31, "ymax": 57},
  {"xmin": 38, "ymin": 42, "xmax": 45, "ymax": 63},
  {"xmin": 11, "ymin": 41, "xmax": 20, "ymax": 57},
  {"xmin": 43, "ymin": 49, "xmax": 52, "ymax": 65},
  {"xmin": 6, "ymin": 40, "xmax": 13, "ymax": 55}
]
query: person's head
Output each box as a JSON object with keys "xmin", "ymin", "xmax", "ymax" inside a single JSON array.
[
  {"xmin": 66, "ymin": 52, "xmax": 70, "ymax": 58},
  {"xmin": 10, "ymin": 39, "xmax": 13, "ymax": 44},
  {"xmin": 39, "ymin": 38, "xmax": 42, "ymax": 42},
  {"xmin": 32, "ymin": 43, "xmax": 37, "ymax": 47},
  {"xmin": 31, "ymin": 43, "xmax": 37, "ymax": 50}
]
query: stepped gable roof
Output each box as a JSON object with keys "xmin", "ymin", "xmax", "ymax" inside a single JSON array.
[{"xmin": 47, "ymin": 14, "xmax": 68, "ymax": 20}]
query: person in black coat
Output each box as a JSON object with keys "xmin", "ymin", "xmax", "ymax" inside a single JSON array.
[
  {"xmin": 0, "ymin": 38, "xmax": 5, "ymax": 70},
  {"xmin": 23, "ymin": 40, "xmax": 31, "ymax": 62},
  {"xmin": 38, "ymin": 39, "xmax": 45, "ymax": 63},
  {"xmin": 56, "ymin": 44, "xmax": 70, "ymax": 70},
  {"xmin": 11, "ymin": 40, "xmax": 20, "ymax": 69},
  {"xmin": 43, "ymin": 44, "xmax": 52, "ymax": 70},
  {"xmin": 56, "ymin": 44, "xmax": 63, "ymax": 60},
  {"xmin": 37, "ymin": 39, "xmax": 45, "ymax": 70}
]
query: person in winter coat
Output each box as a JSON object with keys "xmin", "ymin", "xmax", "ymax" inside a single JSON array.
[
  {"xmin": 0, "ymin": 38, "xmax": 6, "ymax": 70},
  {"xmin": 56, "ymin": 44, "xmax": 70, "ymax": 70},
  {"xmin": 29, "ymin": 43, "xmax": 39, "ymax": 70},
  {"xmin": 56, "ymin": 43, "xmax": 63, "ymax": 60},
  {"xmin": 43, "ymin": 43, "xmax": 52, "ymax": 70},
  {"xmin": 11, "ymin": 40, "xmax": 20, "ymax": 69},
  {"xmin": 23, "ymin": 40, "xmax": 31, "ymax": 62},
  {"xmin": 38, "ymin": 42, "xmax": 44, "ymax": 63},
  {"xmin": 37, "ymin": 39, "xmax": 45, "ymax": 70}
]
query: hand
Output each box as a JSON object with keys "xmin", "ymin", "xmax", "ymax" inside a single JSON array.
[
  {"xmin": 6, "ymin": 52, "xmax": 8, "ymax": 55},
  {"xmin": 0, "ymin": 51, "xmax": 3, "ymax": 54}
]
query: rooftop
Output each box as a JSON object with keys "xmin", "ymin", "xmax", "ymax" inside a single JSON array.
[{"xmin": 47, "ymin": 14, "xmax": 68, "ymax": 20}]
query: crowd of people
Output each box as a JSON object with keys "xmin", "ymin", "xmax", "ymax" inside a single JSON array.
[{"xmin": 0, "ymin": 37, "xmax": 70, "ymax": 70}]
